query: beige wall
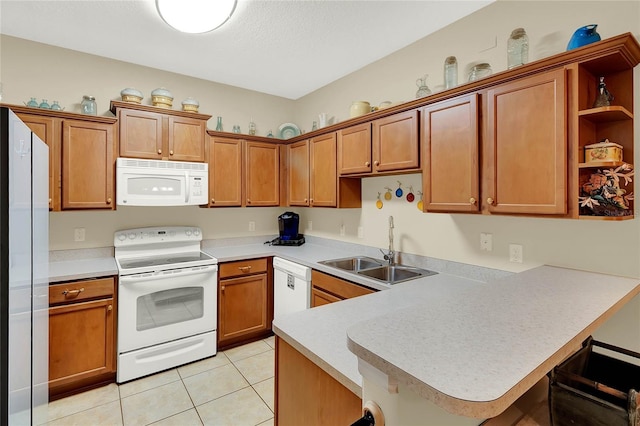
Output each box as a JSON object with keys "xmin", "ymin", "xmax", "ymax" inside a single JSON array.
[{"xmin": 0, "ymin": 0, "xmax": 636, "ymax": 275}]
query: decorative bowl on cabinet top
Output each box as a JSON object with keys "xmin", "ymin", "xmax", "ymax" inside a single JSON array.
[
  {"xmin": 120, "ymin": 88, "xmax": 143, "ymax": 104},
  {"xmin": 151, "ymin": 87, "xmax": 173, "ymax": 109},
  {"xmin": 181, "ymin": 97, "xmax": 199, "ymax": 112}
]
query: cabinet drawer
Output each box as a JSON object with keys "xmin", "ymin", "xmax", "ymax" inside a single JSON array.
[
  {"xmin": 219, "ymin": 258, "xmax": 268, "ymax": 279},
  {"xmin": 49, "ymin": 277, "xmax": 115, "ymax": 306},
  {"xmin": 311, "ymin": 270, "xmax": 375, "ymax": 300}
]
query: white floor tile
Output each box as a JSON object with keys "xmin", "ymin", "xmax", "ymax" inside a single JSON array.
[
  {"xmin": 196, "ymin": 387, "xmax": 273, "ymax": 426},
  {"xmin": 183, "ymin": 363, "xmax": 249, "ymax": 406},
  {"xmin": 47, "ymin": 383, "xmax": 120, "ymax": 422},
  {"xmin": 119, "ymin": 368, "xmax": 181, "ymax": 398},
  {"xmin": 121, "ymin": 380, "xmax": 193, "ymax": 426},
  {"xmin": 178, "ymin": 353, "xmax": 230, "ymax": 379},
  {"xmin": 224, "ymin": 341, "xmax": 272, "ymax": 362},
  {"xmin": 233, "ymin": 350, "xmax": 275, "ymax": 385},
  {"xmin": 45, "ymin": 400, "xmax": 122, "ymax": 426},
  {"xmin": 149, "ymin": 408, "xmax": 203, "ymax": 426},
  {"xmin": 252, "ymin": 377, "xmax": 275, "ymax": 412}
]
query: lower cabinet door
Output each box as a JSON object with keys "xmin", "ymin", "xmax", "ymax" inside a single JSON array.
[
  {"xmin": 311, "ymin": 287, "xmax": 342, "ymax": 307},
  {"xmin": 219, "ymin": 273, "xmax": 269, "ymax": 345},
  {"xmin": 49, "ymin": 298, "xmax": 115, "ymax": 391}
]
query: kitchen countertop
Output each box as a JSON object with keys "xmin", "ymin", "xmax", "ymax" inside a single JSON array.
[
  {"xmin": 345, "ymin": 266, "xmax": 640, "ymax": 418},
  {"xmin": 49, "ymin": 257, "xmax": 118, "ymax": 283}
]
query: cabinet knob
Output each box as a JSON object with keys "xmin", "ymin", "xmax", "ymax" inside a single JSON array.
[
  {"xmin": 365, "ymin": 161, "xmax": 370, "ymax": 167},
  {"xmin": 157, "ymin": 149, "xmax": 162, "ymax": 155},
  {"xmin": 106, "ymin": 197, "xmax": 112, "ymax": 204},
  {"xmin": 211, "ymin": 198, "xmax": 215, "ymax": 204},
  {"xmin": 304, "ymin": 198, "xmax": 308, "ymax": 203},
  {"xmin": 169, "ymin": 150, "xmax": 174, "ymax": 156},
  {"xmin": 469, "ymin": 197, "xmax": 477, "ymax": 205},
  {"xmin": 49, "ymin": 198, "xmax": 52, "ymax": 204},
  {"xmin": 487, "ymin": 197, "xmax": 495, "ymax": 205},
  {"xmin": 374, "ymin": 160, "xmax": 380, "ymax": 166},
  {"xmin": 107, "ymin": 305, "xmax": 113, "ymax": 312},
  {"xmin": 247, "ymin": 199, "xmax": 251, "ymax": 204},
  {"xmin": 221, "ymin": 286, "xmax": 225, "ymax": 292}
]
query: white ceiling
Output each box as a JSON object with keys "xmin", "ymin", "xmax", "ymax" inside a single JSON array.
[{"xmin": 0, "ymin": 0, "xmax": 493, "ymax": 100}]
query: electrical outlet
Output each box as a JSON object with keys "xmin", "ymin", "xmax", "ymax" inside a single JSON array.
[
  {"xmin": 248, "ymin": 221, "xmax": 255, "ymax": 232},
  {"xmin": 480, "ymin": 233, "xmax": 493, "ymax": 251},
  {"xmin": 307, "ymin": 220, "xmax": 312, "ymax": 231},
  {"xmin": 509, "ymin": 244, "xmax": 523, "ymax": 263},
  {"xmin": 339, "ymin": 224, "xmax": 345, "ymax": 236},
  {"xmin": 74, "ymin": 228, "xmax": 85, "ymax": 242},
  {"xmin": 357, "ymin": 226, "xmax": 364, "ymax": 239}
]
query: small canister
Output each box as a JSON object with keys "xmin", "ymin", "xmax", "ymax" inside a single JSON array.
[
  {"xmin": 80, "ymin": 95, "xmax": 97, "ymax": 115},
  {"xmin": 585, "ymin": 139, "xmax": 623, "ymax": 163},
  {"xmin": 350, "ymin": 101, "xmax": 370, "ymax": 118}
]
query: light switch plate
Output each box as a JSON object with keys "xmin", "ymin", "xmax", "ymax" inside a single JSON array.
[
  {"xmin": 248, "ymin": 221, "xmax": 255, "ymax": 232},
  {"xmin": 74, "ymin": 228, "xmax": 85, "ymax": 242}
]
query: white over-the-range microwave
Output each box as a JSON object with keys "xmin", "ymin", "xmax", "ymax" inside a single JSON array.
[{"xmin": 116, "ymin": 157, "xmax": 208, "ymax": 206}]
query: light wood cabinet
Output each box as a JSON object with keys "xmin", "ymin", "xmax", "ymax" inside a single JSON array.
[
  {"xmin": 310, "ymin": 270, "xmax": 375, "ymax": 307},
  {"xmin": 372, "ymin": 109, "xmax": 420, "ymax": 173},
  {"xmin": 16, "ymin": 114, "xmax": 60, "ymax": 211},
  {"xmin": 62, "ymin": 120, "xmax": 116, "ymax": 210},
  {"xmin": 338, "ymin": 123, "xmax": 372, "ymax": 175},
  {"xmin": 48, "ymin": 277, "xmax": 116, "ymax": 400},
  {"xmin": 287, "ymin": 140, "xmax": 310, "ymax": 206},
  {"xmin": 288, "ymin": 135, "xmax": 361, "ymax": 208},
  {"xmin": 275, "ymin": 337, "xmax": 362, "ymax": 426},
  {"xmin": 571, "ymin": 48, "xmax": 636, "ymax": 220},
  {"xmin": 422, "ymin": 94, "xmax": 480, "ymax": 213},
  {"xmin": 245, "ymin": 141, "xmax": 280, "ymax": 206},
  {"xmin": 13, "ymin": 107, "xmax": 117, "ymax": 211},
  {"xmin": 218, "ymin": 258, "xmax": 273, "ymax": 349},
  {"xmin": 337, "ymin": 110, "xmax": 419, "ymax": 176},
  {"xmin": 483, "ymin": 68, "xmax": 567, "ymax": 215},
  {"xmin": 111, "ymin": 101, "xmax": 210, "ymax": 162},
  {"xmin": 207, "ymin": 135, "xmax": 243, "ymax": 207}
]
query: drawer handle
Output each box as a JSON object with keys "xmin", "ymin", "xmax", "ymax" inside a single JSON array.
[
  {"xmin": 62, "ymin": 288, "xmax": 85, "ymax": 297},
  {"xmin": 238, "ymin": 266, "xmax": 252, "ymax": 272}
]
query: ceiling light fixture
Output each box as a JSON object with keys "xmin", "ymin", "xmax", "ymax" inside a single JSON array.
[{"xmin": 156, "ymin": 0, "xmax": 237, "ymax": 34}]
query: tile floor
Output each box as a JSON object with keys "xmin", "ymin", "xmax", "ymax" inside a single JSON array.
[{"xmin": 43, "ymin": 337, "xmax": 276, "ymax": 426}]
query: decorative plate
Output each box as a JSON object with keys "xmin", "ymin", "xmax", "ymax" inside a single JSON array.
[{"xmin": 278, "ymin": 123, "xmax": 301, "ymax": 140}]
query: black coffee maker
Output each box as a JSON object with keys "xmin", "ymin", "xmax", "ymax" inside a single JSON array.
[{"xmin": 269, "ymin": 212, "xmax": 305, "ymax": 246}]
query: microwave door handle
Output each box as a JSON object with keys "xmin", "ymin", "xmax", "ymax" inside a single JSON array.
[{"xmin": 185, "ymin": 171, "xmax": 190, "ymax": 203}]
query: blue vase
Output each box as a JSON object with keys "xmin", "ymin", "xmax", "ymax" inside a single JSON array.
[{"xmin": 567, "ymin": 24, "xmax": 601, "ymax": 51}]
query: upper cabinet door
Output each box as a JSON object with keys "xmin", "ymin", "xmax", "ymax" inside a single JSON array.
[
  {"xmin": 372, "ymin": 110, "xmax": 420, "ymax": 173},
  {"xmin": 118, "ymin": 109, "xmax": 163, "ymax": 159},
  {"xmin": 288, "ymin": 140, "xmax": 310, "ymax": 207},
  {"xmin": 310, "ymin": 133, "xmax": 337, "ymax": 207},
  {"xmin": 208, "ymin": 136, "xmax": 243, "ymax": 207},
  {"xmin": 484, "ymin": 68, "xmax": 567, "ymax": 215},
  {"xmin": 62, "ymin": 120, "xmax": 116, "ymax": 210},
  {"xmin": 17, "ymin": 113, "xmax": 60, "ymax": 211},
  {"xmin": 422, "ymin": 94, "xmax": 480, "ymax": 212},
  {"xmin": 245, "ymin": 141, "xmax": 280, "ymax": 206},
  {"xmin": 168, "ymin": 116, "xmax": 206, "ymax": 162},
  {"xmin": 337, "ymin": 123, "xmax": 371, "ymax": 175}
]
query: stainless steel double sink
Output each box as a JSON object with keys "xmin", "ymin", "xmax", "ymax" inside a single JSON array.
[{"xmin": 318, "ymin": 256, "xmax": 437, "ymax": 285}]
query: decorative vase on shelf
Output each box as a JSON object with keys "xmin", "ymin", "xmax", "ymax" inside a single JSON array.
[
  {"xmin": 415, "ymin": 75, "xmax": 431, "ymax": 98},
  {"xmin": 567, "ymin": 24, "xmax": 601, "ymax": 50},
  {"xmin": 593, "ymin": 76, "xmax": 614, "ymax": 108},
  {"xmin": 444, "ymin": 56, "xmax": 458, "ymax": 89},
  {"xmin": 215, "ymin": 116, "xmax": 223, "ymax": 131}
]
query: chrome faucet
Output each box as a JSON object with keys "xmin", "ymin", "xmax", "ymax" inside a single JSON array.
[{"xmin": 380, "ymin": 215, "xmax": 395, "ymax": 265}]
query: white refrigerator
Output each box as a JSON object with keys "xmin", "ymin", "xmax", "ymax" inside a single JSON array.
[{"xmin": 0, "ymin": 107, "xmax": 49, "ymax": 425}]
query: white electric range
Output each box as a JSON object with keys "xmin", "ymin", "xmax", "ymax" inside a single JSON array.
[{"xmin": 114, "ymin": 226, "xmax": 218, "ymax": 383}]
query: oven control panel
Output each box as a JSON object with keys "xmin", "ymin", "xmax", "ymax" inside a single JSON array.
[{"xmin": 114, "ymin": 226, "xmax": 202, "ymax": 246}]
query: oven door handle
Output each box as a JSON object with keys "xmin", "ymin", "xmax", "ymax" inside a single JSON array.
[{"xmin": 120, "ymin": 264, "xmax": 218, "ymax": 283}]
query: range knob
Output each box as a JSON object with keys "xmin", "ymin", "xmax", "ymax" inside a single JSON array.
[
  {"xmin": 185, "ymin": 230, "xmax": 192, "ymax": 237},
  {"xmin": 193, "ymin": 229, "xmax": 200, "ymax": 236},
  {"xmin": 127, "ymin": 232, "xmax": 136, "ymax": 240},
  {"xmin": 117, "ymin": 234, "xmax": 126, "ymax": 242}
]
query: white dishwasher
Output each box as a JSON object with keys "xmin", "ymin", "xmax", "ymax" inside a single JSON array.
[{"xmin": 273, "ymin": 257, "xmax": 312, "ymax": 320}]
